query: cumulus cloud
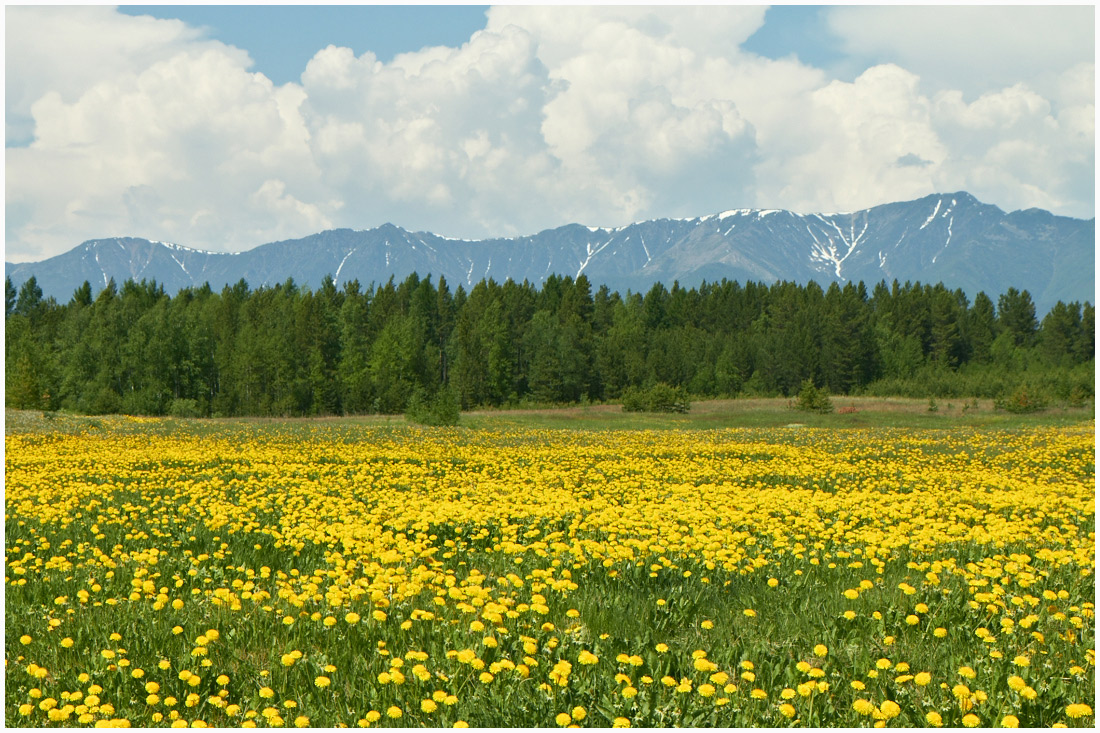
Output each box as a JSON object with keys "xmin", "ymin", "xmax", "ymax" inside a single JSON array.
[
  {"xmin": 5, "ymin": 6, "xmax": 218, "ymax": 144},
  {"xmin": 7, "ymin": 40, "xmax": 323, "ymax": 260},
  {"xmin": 4, "ymin": 5, "xmax": 1094, "ymax": 263},
  {"xmin": 751, "ymin": 64, "xmax": 948, "ymax": 214},
  {"xmin": 825, "ymin": 5, "xmax": 1094, "ymax": 101}
]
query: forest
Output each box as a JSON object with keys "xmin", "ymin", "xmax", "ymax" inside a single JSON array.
[{"xmin": 4, "ymin": 272, "xmax": 1094, "ymax": 417}]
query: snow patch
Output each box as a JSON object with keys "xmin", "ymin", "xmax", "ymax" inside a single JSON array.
[
  {"xmin": 334, "ymin": 249, "xmax": 356, "ymax": 281},
  {"xmin": 154, "ymin": 239, "xmax": 237, "ymax": 255},
  {"xmin": 169, "ymin": 253, "xmax": 189, "ymax": 276},
  {"xmin": 94, "ymin": 251, "xmax": 108, "ymax": 287},
  {"xmin": 576, "ymin": 238, "xmax": 614, "ymax": 277},
  {"xmin": 920, "ymin": 200, "xmax": 942, "ymax": 229}
]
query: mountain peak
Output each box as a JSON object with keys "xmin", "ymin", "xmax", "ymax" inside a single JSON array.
[{"xmin": 6, "ymin": 192, "xmax": 1092, "ymax": 313}]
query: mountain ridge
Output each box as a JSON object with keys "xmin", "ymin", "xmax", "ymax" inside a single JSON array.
[{"xmin": 7, "ymin": 191, "xmax": 1094, "ymax": 313}]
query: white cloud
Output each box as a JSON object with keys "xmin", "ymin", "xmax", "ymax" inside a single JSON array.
[
  {"xmin": 5, "ymin": 6, "xmax": 223, "ymax": 144},
  {"xmin": 930, "ymin": 84, "xmax": 1093, "ymax": 215},
  {"xmin": 752, "ymin": 64, "xmax": 947, "ymax": 213},
  {"xmin": 7, "ymin": 41, "xmax": 322, "ymax": 259},
  {"xmin": 4, "ymin": 5, "xmax": 1094, "ymax": 263},
  {"xmin": 825, "ymin": 6, "xmax": 1094, "ymax": 101}
]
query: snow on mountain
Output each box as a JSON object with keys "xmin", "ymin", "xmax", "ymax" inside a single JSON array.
[{"xmin": 6, "ymin": 192, "xmax": 1094, "ymax": 313}]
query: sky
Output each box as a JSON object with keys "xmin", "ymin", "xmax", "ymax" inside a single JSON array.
[{"xmin": 5, "ymin": 4, "xmax": 1095, "ymax": 262}]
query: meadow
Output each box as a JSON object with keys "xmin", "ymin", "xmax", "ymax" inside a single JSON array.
[{"xmin": 5, "ymin": 403, "xmax": 1095, "ymax": 728}]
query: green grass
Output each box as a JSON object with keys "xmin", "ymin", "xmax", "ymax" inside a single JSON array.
[
  {"xmin": 8, "ymin": 396, "xmax": 1093, "ymax": 438},
  {"xmin": 461, "ymin": 397, "xmax": 1095, "ymax": 432}
]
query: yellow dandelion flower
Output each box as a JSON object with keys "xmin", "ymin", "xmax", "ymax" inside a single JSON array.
[{"xmin": 1065, "ymin": 704, "xmax": 1092, "ymax": 719}]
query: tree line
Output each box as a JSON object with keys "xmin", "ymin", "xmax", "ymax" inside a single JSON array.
[{"xmin": 5, "ymin": 272, "xmax": 1094, "ymax": 416}]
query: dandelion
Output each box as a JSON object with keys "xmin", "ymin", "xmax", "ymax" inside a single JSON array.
[
  {"xmin": 1065, "ymin": 704, "xmax": 1092, "ymax": 719},
  {"xmin": 963, "ymin": 713, "xmax": 981, "ymax": 727},
  {"xmin": 1001, "ymin": 715, "xmax": 1020, "ymax": 727},
  {"xmin": 555, "ymin": 712, "xmax": 572, "ymax": 726},
  {"xmin": 778, "ymin": 704, "xmax": 796, "ymax": 719}
]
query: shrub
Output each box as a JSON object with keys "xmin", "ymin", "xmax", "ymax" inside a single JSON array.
[
  {"xmin": 621, "ymin": 383, "xmax": 691, "ymax": 413},
  {"xmin": 994, "ymin": 384, "xmax": 1049, "ymax": 413},
  {"xmin": 406, "ymin": 387, "xmax": 461, "ymax": 426},
  {"xmin": 168, "ymin": 398, "xmax": 204, "ymax": 418},
  {"xmin": 795, "ymin": 380, "xmax": 833, "ymax": 413}
]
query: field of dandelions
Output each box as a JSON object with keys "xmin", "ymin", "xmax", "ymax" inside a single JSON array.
[{"xmin": 5, "ymin": 414, "xmax": 1094, "ymax": 728}]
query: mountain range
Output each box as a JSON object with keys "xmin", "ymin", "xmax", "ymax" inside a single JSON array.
[{"xmin": 6, "ymin": 191, "xmax": 1094, "ymax": 313}]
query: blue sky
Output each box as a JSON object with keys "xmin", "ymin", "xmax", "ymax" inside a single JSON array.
[
  {"xmin": 114, "ymin": 5, "xmax": 848, "ymax": 86},
  {"xmin": 117, "ymin": 5, "xmax": 494, "ymax": 86},
  {"xmin": 6, "ymin": 5, "xmax": 1094, "ymax": 261}
]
